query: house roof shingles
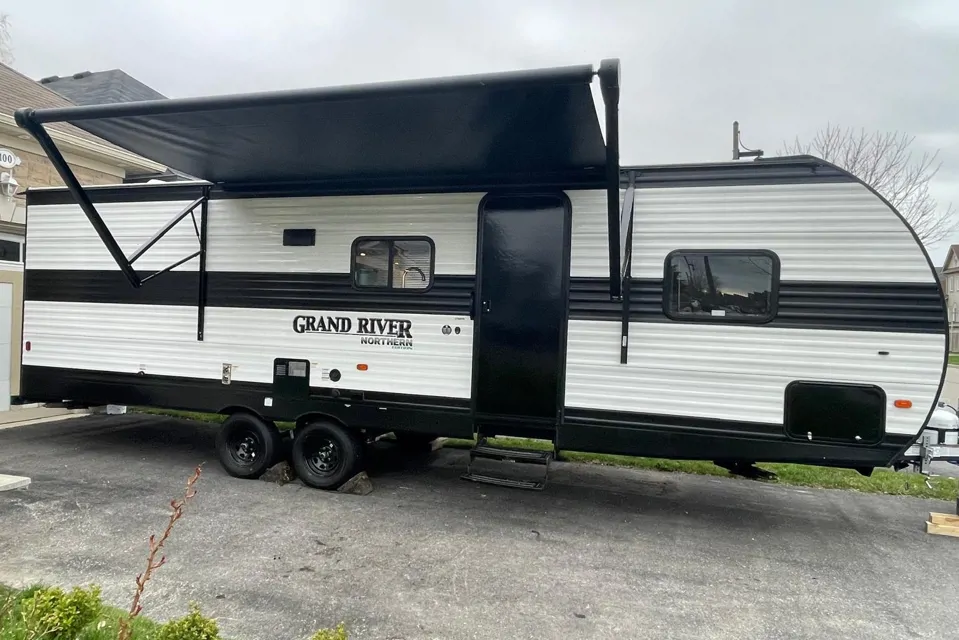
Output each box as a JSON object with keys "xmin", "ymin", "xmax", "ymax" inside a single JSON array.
[
  {"xmin": 0, "ymin": 62, "xmax": 121, "ymax": 147},
  {"xmin": 39, "ymin": 69, "xmax": 166, "ymax": 106}
]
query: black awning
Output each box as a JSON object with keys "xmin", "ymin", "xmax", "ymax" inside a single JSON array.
[{"xmin": 17, "ymin": 64, "xmax": 607, "ymax": 190}]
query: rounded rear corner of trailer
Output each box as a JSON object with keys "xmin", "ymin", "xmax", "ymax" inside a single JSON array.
[{"xmin": 785, "ymin": 155, "xmax": 948, "ymax": 464}]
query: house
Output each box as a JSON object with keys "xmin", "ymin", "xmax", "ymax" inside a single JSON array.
[
  {"xmin": 0, "ymin": 62, "xmax": 166, "ymax": 407},
  {"xmin": 39, "ymin": 69, "xmax": 186, "ymax": 183},
  {"xmin": 942, "ymin": 245, "xmax": 959, "ymax": 351},
  {"xmin": 39, "ymin": 69, "xmax": 166, "ymax": 105}
]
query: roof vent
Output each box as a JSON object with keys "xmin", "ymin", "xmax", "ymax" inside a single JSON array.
[
  {"xmin": 73, "ymin": 71, "xmax": 92, "ymax": 79},
  {"xmin": 39, "ymin": 75, "xmax": 59, "ymax": 84}
]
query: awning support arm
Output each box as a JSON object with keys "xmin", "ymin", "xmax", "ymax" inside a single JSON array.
[
  {"xmin": 140, "ymin": 251, "xmax": 201, "ymax": 284},
  {"xmin": 14, "ymin": 109, "xmax": 206, "ymax": 290},
  {"xmin": 619, "ymin": 170, "xmax": 636, "ymax": 364},
  {"xmin": 16, "ymin": 109, "xmax": 141, "ymax": 288},
  {"xmin": 128, "ymin": 196, "xmax": 206, "ymax": 264},
  {"xmin": 598, "ymin": 58, "xmax": 622, "ymax": 300},
  {"xmin": 197, "ymin": 188, "xmax": 210, "ymax": 341}
]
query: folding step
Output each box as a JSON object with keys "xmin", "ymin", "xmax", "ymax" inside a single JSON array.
[
  {"xmin": 461, "ymin": 441, "xmax": 554, "ymax": 490},
  {"xmin": 471, "ymin": 444, "xmax": 552, "ymax": 464}
]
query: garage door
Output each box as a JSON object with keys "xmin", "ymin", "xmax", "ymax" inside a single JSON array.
[{"xmin": 0, "ymin": 282, "xmax": 11, "ymax": 412}]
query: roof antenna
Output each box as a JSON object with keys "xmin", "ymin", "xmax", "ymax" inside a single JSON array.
[{"xmin": 732, "ymin": 121, "xmax": 764, "ymax": 160}]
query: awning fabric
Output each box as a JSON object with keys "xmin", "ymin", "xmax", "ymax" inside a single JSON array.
[{"xmin": 20, "ymin": 64, "xmax": 607, "ymax": 190}]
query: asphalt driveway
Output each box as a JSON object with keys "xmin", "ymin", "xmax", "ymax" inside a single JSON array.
[{"xmin": 1, "ymin": 414, "xmax": 958, "ymax": 640}]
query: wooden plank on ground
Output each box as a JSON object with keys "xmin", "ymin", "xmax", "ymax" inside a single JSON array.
[
  {"xmin": 929, "ymin": 512, "xmax": 959, "ymax": 526},
  {"xmin": 926, "ymin": 520, "xmax": 959, "ymax": 538}
]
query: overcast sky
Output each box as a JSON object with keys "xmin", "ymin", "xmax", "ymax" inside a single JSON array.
[{"xmin": 7, "ymin": 0, "xmax": 959, "ymax": 261}]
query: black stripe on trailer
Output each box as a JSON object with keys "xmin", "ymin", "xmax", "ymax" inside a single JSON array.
[
  {"xmin": 568, "ymin": 277, "xmax": 946, "ymax": 333},
  {"xmin": 25, "ymin": 270, "xmax": 945, "ymax": 334},
  {"xmin": 21, "ymin": 366, "xmax": 475, "ymax": 439},
  {"xmin": 560, "ymin": 407, "xmax": 913, "ymax": 468},
  {"xmin": 25, "ymin": 271, "xmax": 474, "ymax": 315},
  {"xmin": 20, "ymin": 365, "xmax": 915, "ymax": 470}
]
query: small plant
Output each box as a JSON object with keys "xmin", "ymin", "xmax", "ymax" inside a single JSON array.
[
  {"xmin": 118, "ymin": 465, "xmax": 202, "ymax": 640},
  {"xmin": 156, "ymin": 601, "xmax": 220, "ymax": 640},
  {"xmin": 311, "ymin": 622, "xmax": 348, "ymax": 640},
  {"xmin": 20, "ymin": 584, "xmax": 103, "ymax": 639}
]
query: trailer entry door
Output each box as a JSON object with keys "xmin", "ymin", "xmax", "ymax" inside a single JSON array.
[{"xmin": 473, "ymin": 194, "xmax": 570, "ymax": 432}]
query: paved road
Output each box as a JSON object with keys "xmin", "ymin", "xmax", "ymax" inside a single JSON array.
[{"xmin": 1, "ymin": 414, "xmax": 958, "ymax": 640}]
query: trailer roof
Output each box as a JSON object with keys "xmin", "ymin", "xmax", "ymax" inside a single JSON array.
[{"xmin": 16, "ymin": 64, "xmax": 608, "ymax": 191}]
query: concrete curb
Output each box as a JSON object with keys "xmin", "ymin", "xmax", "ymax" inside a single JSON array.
[
  {"xmin": 0, "ymin": 411, "xmax": 92, "ymax": 431},
  {"xmin": 0, "ymin": 474, "xmax": 30, "ymax": 491}
]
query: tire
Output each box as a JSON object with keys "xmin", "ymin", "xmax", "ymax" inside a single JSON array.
[
  {"xmin": 291, "ymin": 421, "xmax": 364, "ymax": 490},
  {"xmin": 215, "ymin": 412, "xmax": 280, "ymax": 479}
]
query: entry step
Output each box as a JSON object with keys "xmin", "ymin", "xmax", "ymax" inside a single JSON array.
[
  {"xmin": 462, "ymin": 441, "xmax": 554, "ymax": 490},
  {"xmin": 471, "ymin": 444, "xmax": 553, "ymax": 464},
  {"xmin": 462, "ymin": 472, "xmax": 546, "ymax": 491}
]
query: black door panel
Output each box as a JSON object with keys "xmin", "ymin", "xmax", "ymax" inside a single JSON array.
[{"xmin": 473, "ymin": 194, "xmax": 569, "ymax": 424}]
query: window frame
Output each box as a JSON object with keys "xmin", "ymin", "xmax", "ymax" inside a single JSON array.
[
  {"xmin": 350, "ymin": 235, "xmax": 436, "ymax": 293},
  {"xmin": 661, "ymin": 248, "xmax": 781, "ymax": 324}
]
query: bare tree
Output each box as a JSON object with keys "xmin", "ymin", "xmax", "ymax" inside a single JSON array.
[
  {"xmin": 0, "ymin": 13, "xmax": 12, "ymax": 65},
  {"xmin": 781, "ymin": 124, "xmax": 956, "ymax": 246}
]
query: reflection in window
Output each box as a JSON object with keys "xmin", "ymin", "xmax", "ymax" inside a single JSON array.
[
  {"xmin": 665, "ymin": 251, "xmax": 777, "ymax": 320},
  {"xmin": 353, "ymin": 239, "xmax": 391, "ymax": 288},
  {"xmin": 352, "ymin": 238, "xmax": 433, "ymax": 291},
  {"xmin": 392, "ymin": 240, "xmax": 431, "ymax": 290}
]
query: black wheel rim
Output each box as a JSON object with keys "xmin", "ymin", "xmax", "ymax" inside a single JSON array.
[
  {"xmin": 228, "ymin": 427, "xmax": 263, "ymax": 467},
  {"xmin": 303, "ymin": 435, "xmax": 343, "ymax": 477}
]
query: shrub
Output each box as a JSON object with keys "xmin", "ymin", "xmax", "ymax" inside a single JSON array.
[
  {"xmin": 20, "ymin": 584, "xmax": 103, "ymax": 638},
  {"xmin": 156, "ymin": 602, "xmax": 221, "ymax": 640},
  {"xmin": 311, "ymin": 622, "xmax": 348, "ymax": 640}
]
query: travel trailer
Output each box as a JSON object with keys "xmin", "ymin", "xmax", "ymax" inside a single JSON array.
[{"xmin": 14, "ymin": 59, "xmax": 948, "ymax": 490}]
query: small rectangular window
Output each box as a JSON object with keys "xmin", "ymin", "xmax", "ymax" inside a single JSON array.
[
  {"xmin": 283, "ymin": 229, "xmax": 315, "ymax": 246},
  {"xmin": 352, "ymin": 237, "xmax": 434, "ymax": 291},
  {"xmin": 664, "ymin": 250, "xmax": 779, "ymax": 322},
  {"xmin": 0, "ymin": 239, "xmax": 21, "ymax": 262}
]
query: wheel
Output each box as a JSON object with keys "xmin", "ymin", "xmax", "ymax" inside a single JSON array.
[
  {"xmin": 215, "ymin": 412, "xmax": 280, "ymax": 479},
  {"xmin": 394, "ymin": 431, "xmax": 438, "ymax": 453},
  {"xmin": 291, "ymin": 421, "xmax": 364, "ymax": 490}
]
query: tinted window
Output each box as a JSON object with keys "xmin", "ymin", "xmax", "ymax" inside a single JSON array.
[
  {"xmin": 0, "ymin": 239, "xmax": 21, "ymax": 262},
  {"xmin": 664, "ymin": 251, "xmax": 778, "ymax": 321},
  {"xmin": 352, "ymin": 237, "xmax": 433, "ymax": 291}
]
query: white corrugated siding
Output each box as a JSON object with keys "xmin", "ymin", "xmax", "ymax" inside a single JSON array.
[
  {"xmin": 564, "ymin": 320, "xmax": 944, "ymax": 436},
  {"xmin": 570, "ymin": 182, "xmax": 934, "ymax": 283},
  {"xmin": 23, "ymin": 301, "xmax": 474, "ymax": 399},
  {"xmin": 26, "ymin": 192, "xmax": 482, "ymax": 275},
  {"xmin": 26, "ymin": 200, "xmax": 203, "ymax": 272},
  {"xmin": 206, "ymin": 193, "xmax": 481, "ymax": 274}
]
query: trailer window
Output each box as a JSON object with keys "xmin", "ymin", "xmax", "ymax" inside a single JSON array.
[
  {"xmin": 663, "ymin": 250, "xmax": 779, "ymax": 322},
  {"xmin": 352, "ymin": 237, "xmax": 434, "ymax": 291}
]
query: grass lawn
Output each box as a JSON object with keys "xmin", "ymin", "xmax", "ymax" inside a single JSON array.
[
  {"xmin": 949, "ymin": 353, "xmax": 959, "ymax": 366},
  {"xmin": 133, "ymin": 408, "xmax": 959, "ymax": 501}
]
